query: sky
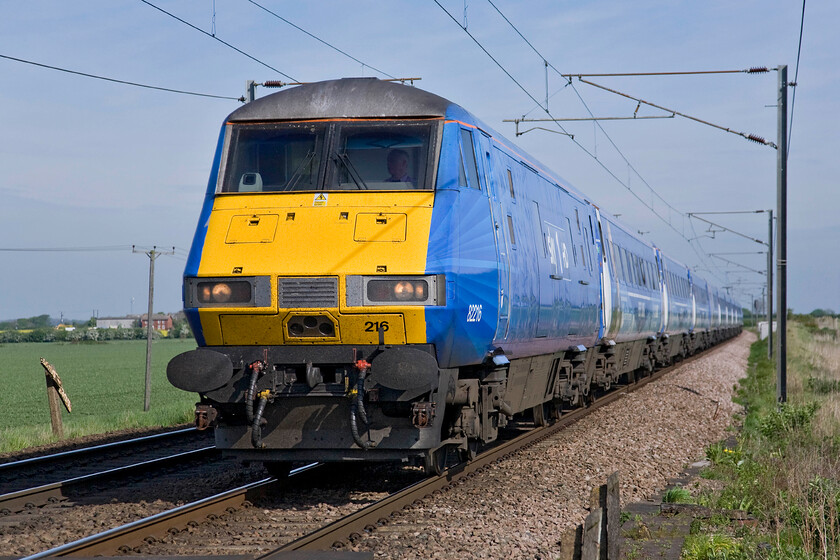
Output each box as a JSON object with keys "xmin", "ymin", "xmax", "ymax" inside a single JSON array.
[{"xmin": 1, "ymin": 0, "xmax": 837, "ymax": 321}]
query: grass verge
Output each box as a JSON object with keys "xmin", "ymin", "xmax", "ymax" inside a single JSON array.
[
  {"xmin": 0, "ymin": 339, "xmax": 197, "ymax": 453},
  {"xmin": 683, "ymin": 321, "xmax": 840, "ymax": 559}
]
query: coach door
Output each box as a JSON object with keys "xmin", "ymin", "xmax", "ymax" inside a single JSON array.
[
  {"xmin": 471, "ymin": 130, "xmax": 511, "ymax": 340},
  {"xmin": 594, "ymin": 209, "xmax": 613, "ymax": 339},
  {"xmin": 565, "ymin": 200, "xmax": 598, "ymax": 337}
]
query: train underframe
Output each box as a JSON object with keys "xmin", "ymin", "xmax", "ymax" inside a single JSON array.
[{"xmin": 181, "ymin": 326, "xmax": 741, "ymax": 475}]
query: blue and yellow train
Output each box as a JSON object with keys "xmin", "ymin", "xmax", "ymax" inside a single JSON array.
[{"xmin": 167, "ymin": 78, "xmax": 742, "ymax": 474}]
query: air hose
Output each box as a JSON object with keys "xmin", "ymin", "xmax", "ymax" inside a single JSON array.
[
  {"xmin": 245, "ymin": 361, "xmax": 264, "ymax": 423},
  {"xmin": 350, "ymin": 360, "xmax": 375, "ymax": 450},
  {"xmin": 251, "ymin": 390, "xmax": 270, "ymax": 448}
]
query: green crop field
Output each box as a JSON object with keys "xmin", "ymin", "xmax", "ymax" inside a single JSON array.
[{"xmin": 0, "ymin": 339, "xmax": 199, "ymax": 453}]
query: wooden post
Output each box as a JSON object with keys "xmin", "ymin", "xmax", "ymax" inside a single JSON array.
[
  {"xmin": 579, "ymin": 472, "xmax": 621, "ymax": 560},
  {"xmin": 606, "ymin": 472, "xmax": 620, "ymax": 560},
  {"xmin": 581, "ymin": 508, "xmax": 603, "ymax": 560},
  {"xmin": 40, "ymin": 359, "xmax": 72, "ymax": 438}
]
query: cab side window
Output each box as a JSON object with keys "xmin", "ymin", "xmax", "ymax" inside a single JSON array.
[{"xmin": 460, "ymin": 129, "xmax": 481, "ymax": 190}]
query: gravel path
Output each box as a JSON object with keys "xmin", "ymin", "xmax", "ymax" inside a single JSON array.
[{"xmin": 349, "ymin": 331, "xmax": 754, "ymax": 559}]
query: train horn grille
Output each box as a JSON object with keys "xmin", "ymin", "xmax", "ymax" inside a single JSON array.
[{"xmin": 278, "ymin": 277, "xmax": 338, "ymax": 308}]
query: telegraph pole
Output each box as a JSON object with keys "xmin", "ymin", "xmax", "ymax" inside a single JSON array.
[
  {"xmin": 776, "ymin": 65, "xmax": 788, "ymax": 404},
  {"xmin": 133, "ymin": 245, "xmax": 175, "ymax": 412}
]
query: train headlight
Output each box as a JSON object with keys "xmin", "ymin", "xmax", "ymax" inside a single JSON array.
[
  {"xmin": 185, "ymin": 277, "xmax": 271, "ymax": 308},
  {"xmin": 198, "ymin": 281, "xmax": 249, "ymax": 304},
  {"xmin": 369, "ymin": 279, "xmax": 427, "ymax": 302},
  {"xmin": 346, "ymin": 275, "xmax": 445, "ymax": 306}
]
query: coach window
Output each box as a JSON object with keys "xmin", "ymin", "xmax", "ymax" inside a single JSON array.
[
  {"xmin": 630, "ymin": 253, "xmax": 640, "ymax": 286},
  {"xmin": 616, "ymin": 248, "xmax": 623, "ymax": 281},
  {"xmin": 507, "ymin": 169, "xmax": 515, "ymax": 198},
  {"xmin": 582, "ymin": 228, "xmax": 592, "ymax": 272},
  {"xmin": 532, "ymin": 201, "xmax": 546, "ymax": 256},
  {"xmin": 565, "ymin": 218, "xmax": 577, "ymax": 265},
  {"xmin": 506, "ymin": 215, "xmax": 516, "ymax": 246},
  {"xmin": 618, "ymin": 248, "xmax": 628, "ymax": 283},
  {"xmin": 610, "ymin": 240, "xmax": 622, "ymax": 281},
  {"xmin": 623, "ymin": 250, "xmax": 632, "ymax": 284},
  {"xmin": 460, "ymin": 129, "xmax": 481, "ymax": 190},
  {"xmin": 637, "ymin": 257, "xmax": 644, "ymax": 287},
  {"xmin": 620, "ymin": 252, "xmax": 628, "ymax": 283}
]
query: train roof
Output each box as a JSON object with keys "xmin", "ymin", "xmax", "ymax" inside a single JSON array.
[{"xmin": 226, "ymin": 78, "xmax": 452, "ymax": 122}]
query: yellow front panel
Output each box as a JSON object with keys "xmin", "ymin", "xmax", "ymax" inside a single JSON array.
[
  {"xmin": 353, "ymin": 213, "xmax": 407, "ymax": 242},
  {"xmin": 196, "ymin": 192, "xmax": 434, "ymax": 346},
  {"xmin": 219, "ymin": 314, "xmax": 285, "ymax": 345},
  {"xmin": 225, "ymin": 214, "xmax": 279, "ymax": 243},
  {"xmin": 336, "ymin": 314, "xmax": 406, "ymax": 345}
]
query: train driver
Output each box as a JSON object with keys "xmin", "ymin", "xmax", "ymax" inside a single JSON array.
[{"xmin": 384, "ymin": 149, "xmax": 415, "ymax": 185}]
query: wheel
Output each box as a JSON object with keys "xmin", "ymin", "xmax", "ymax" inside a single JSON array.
[
  {"xmin": 423, "ymin": 447, "xmax": 448, "ymax": 476},
  {"xmin": 533, "ymin": 402, "xmax": 547, "ymax": 427},
  {"xmin": 457, "ymin": 438, "xmax": 480, "ymax": 463},
  {"xmin": 533, "ymin": 402, "xmax": 559, "ymax": 427},
  {"xmin": 263, "ymin": 461, "xmax": 292, "ymax": 480}
]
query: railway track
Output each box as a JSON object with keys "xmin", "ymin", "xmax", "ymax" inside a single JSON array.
[
  {"xmin": 20, "ymin": 348, "xmax": 709, "ymax": 558},
  {"xmin": 0, "ymin": 447, "xmax": 216, "ymax": 514},
  {"xmin": 0, "ymin": 427, "xmax": 213, "ymax": 496}
]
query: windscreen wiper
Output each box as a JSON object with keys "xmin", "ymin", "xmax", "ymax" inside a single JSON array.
[
  {"xmin": 282, "ymin": 150, "xmax": 316, "ymax": 191},
  {"xmin": 334, "ymin": 151, "xmax": 368, "ymax": 190}
]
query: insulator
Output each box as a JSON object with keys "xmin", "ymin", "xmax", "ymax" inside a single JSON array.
[
  {"xmin": 262, "ymin": 80, "xmax": 285, "ymax": 88},
  {"xmin": 747, "ymin": 67, "xmax": 769, "ymax": 74},
  {"xmin": 747, "ymin": 134, "xmax": 766, "ymax": 144}
]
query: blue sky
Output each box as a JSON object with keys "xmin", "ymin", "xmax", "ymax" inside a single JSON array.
[{"xmin": 1, "ymin": 0, "xmax": 836, "ymax": 321}]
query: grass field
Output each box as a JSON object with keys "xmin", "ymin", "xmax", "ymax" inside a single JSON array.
[{"xmin": 0, "ymin": 339, "xmax": 198, "ymax": 453}]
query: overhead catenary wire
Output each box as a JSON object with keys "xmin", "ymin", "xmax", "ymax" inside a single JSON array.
[
  {"xmin": 430, "ymin": 0, "xmax": 564, "ymax": 132},
  {"xmin": 788, "ymin": 0, "xmax": 806, "ymax": 155},
  {"xmin": 243, "ymin": 0, "xmax": 397, "ymax": 80},
  {"xmin": 0, "ymin": 245, "xmax": 189, "ymax": 256},
  {"xmin": 0, "ymin": 53, "xmax": 241, "ymax": 100},
  {"xmin": 445, "ymin": 0, "xmax": 725, "ymax": 282},
  {"xmin": 575, "ymin": 77, "xmax": 776, "ymax": 148},
  {"xmin": 139, "ymin": 0, "xmax": 297, "ymax": 82},
  {"xmin": 478, "ymin": 0, "xmax": 779, "ymax": 286},
  {"xmin": 0, "ymin": 245, "xmax": 133, "ymax": 252},
  {"xmin": 482, "ymin": 1, "xmax": 697, "ymax": 218}
]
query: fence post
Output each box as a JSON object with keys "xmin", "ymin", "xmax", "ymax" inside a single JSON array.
[
  {"xmin": 606, "ymin": 472, "xmax": 620, "ymax": 560},
  {"xmin": 40, "ymin": 358, "xmax": 72, "ymax": 438},
  {"xmin": 577, "ymin": 472, "xmax": 621, "ymax": 560}
]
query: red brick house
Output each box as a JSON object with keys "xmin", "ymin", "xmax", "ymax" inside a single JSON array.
[{"xmin": 140, "ymin": 313, "xmax": 173, "ymax": 330}]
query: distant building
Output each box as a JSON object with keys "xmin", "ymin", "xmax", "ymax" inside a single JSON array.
[
  {"xmin": 96, "ymin": 317, "xmax": 138, "ymax": 329},
  {"xmin": 140, "ymin": 314, "xmax": 173, "ymax": 331}
]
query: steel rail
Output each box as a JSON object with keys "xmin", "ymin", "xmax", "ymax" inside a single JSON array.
[
  {"xmin": 20, "ymin": 463, "xmax": 321, "ymax": 559},
  {"xmin": 0, "ymin": 446, "xmax": 216, "ymax": 514},
  {"xmin": 0, "ymin": 427, "xmax": 198, "ymax": 471}
]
